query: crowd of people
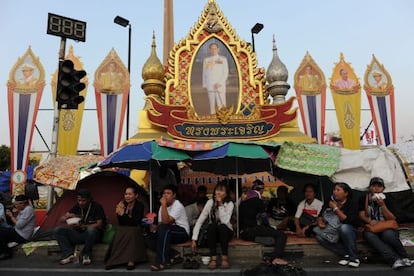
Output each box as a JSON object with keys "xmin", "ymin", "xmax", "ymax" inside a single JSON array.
[{"xmin": 0, "ymin": 176, "xmax": 413, "ymax": 271}]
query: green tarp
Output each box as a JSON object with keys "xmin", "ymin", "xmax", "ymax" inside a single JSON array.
[{"xmin": 276, "ymin": 141, "xmax": 341, "ymax": 177}]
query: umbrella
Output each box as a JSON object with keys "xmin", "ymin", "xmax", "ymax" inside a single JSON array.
[
  {"xmin": 190, "ymin": 142, "xmax": 274, "ymax": 237},
  {"xmin": 98, "ymin": 141, "xmax": 190, "ymax": 170},
  {"xmin": 190, "ymin": 142, "xmax": 273, "ymax": 175},
  {"xmin": 98, "ymin": 141, "xmax": 191, "ymax": 212}
]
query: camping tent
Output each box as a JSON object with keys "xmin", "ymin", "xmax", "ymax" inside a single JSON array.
[{"xmin": 38, "ymin": 171, "xmax": 149, "ymax": 231}]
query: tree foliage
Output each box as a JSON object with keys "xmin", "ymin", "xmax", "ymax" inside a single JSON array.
[
  {"xmin": 0, "ymin": 145, "xmax": 11, "ymax": 171},
  {"xmin": 0, "ymin": 145, "xmax": 40, "ymax": 171}
]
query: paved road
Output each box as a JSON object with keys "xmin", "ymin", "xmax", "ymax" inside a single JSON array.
[{"xmin": 1, "ymin": 254, "xmax": 413, "ymax": 275}]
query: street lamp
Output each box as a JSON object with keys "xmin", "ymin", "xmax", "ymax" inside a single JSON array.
[
  {"xmin": 114, "ymin": 15, "xmax": 131, "ymax": 140},
  {"xmin": 251, "ymin": 23, "xmax": 264, "ymax": 52}
]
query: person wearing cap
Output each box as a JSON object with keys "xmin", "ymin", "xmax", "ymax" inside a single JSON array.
[
  {"xmin": 0, "ymin": 194, "xmax": 36, "ymax": 260},
  {"xmin": 371, "ymin": 71, "xmax": 387, "ymax": 91},
  {"xmin": 19, "ymin": 63, "xmax": 38, "ymax": 88},
  {"xmin": 239, "ymin": 180, "xmax": 288, "ymax": 265},
  {"xmin": 54, "ymin": 189, "xmax": 106, "ymax": 265},
  {"xmin": 358, "ymin": 177, "xmax": 414, "ymax": 269}
]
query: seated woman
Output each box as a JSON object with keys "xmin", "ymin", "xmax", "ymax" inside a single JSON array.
[
  {"xmin": 359, "ymin": 177, "xmax": 413, "ymax": 270},
  {"xmin": 105, "ymin": 185, "xmax": 147, "ymax": 270},
  {"xmin": 294, "ymin": 183, "xmax": 323, "ymax": 237},
  {"xmin": 0, "ymin": 195, "xmax": 35, "ymax": 260},
  {"xmin": 191, "ymin": 181, "xmax": 234, "ymax": 269},
  {"xmin": 313, "ymin": 182, "xmax": 362, "ymax": 268}
]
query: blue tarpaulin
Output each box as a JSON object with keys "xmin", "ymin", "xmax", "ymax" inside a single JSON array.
[{"xmin": 0, "ymin": 165, "xmax": 35, "ymax": 192}]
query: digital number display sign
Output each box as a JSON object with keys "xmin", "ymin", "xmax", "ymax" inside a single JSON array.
[{"xmin": 47, "ymin": 13, "xmax": 86, "ymax": 42}]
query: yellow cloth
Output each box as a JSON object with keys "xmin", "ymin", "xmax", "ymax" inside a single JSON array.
[{"xmin": 331, "ymin": 90, "xmax": 361, "ymax": 149}]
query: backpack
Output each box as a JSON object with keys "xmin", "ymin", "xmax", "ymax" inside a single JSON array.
[{"xmin": 197, "ymin": 222, "xmax": 209, "ymax": 247}]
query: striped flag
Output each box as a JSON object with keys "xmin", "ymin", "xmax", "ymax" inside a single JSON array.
[
  {"xmin": 294, "ymin": 52, "xmax": 326, "ymax": 144},
  {"xmin": 7, "ymin": 47, "xmax": 45, "ymax": 194},
  {"xmin": 363, "ymin": 55, "xmax": 396, "ymax": 146},
  {"xmin": 93, "ymin": 49, "xmax": 130, "ymax": 156}
]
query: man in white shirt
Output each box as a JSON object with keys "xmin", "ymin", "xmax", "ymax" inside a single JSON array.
[
  {"xmin": 202, "ymin": 42, "xmax": 229, "ymax": 114},
  {"xmin": 294, "ymin": 183, "xmax": 323, "ymax": 237},
  {"xmin": 150, "ymin": 185, "xmax": 189, "ymax": 271}
]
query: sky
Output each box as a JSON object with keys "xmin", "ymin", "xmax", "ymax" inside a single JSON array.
[{"xmin": 1, "ymin": 0, "xmax": 414, "ymax": 153}]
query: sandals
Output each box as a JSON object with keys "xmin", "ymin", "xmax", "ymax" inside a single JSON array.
[
  {"xmin": 183, "ymin": 254, "xmax": 201, "ymax": 269},
  {"xmin": 170, "ymin": 255, "xmax": 184, "ymax": 265},
  {"xmin": 272, "ymin": 258, "xmax": 289, "ymax": 265},
  {"xmin": 150, "ymin": 263, "xmax": 165, "ymax": 271},
  {"xmin": 221, "ymin": 256, "xmax": 230, "ymax": 269},
  {"xmin": 208, "ymin": 257, "xmax": 217, "ymax": 269}
]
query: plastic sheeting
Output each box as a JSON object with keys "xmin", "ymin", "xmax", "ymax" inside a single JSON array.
[{"xmin": 332, "ymin": 146, "xmax": 411, "ymax": 192}]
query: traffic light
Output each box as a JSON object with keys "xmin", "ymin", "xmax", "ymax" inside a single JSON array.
[{"xmin": 56, "ymin": 59, "xmax": 86, "ymax": 109}]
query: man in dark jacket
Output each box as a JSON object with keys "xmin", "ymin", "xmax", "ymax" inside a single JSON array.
[{"xmin": 239, "ymin": 180, "xmax": 288, "ymax": 265}]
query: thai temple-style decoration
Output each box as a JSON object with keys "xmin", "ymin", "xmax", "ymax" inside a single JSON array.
[
  {"xmin": 138, "ymin": 0, "xmax": 310, "ymax": 142},
  {"xmin": 93, "ymin": 48, "xmax": 130, "ymax": 156},
  {"xmin": 266, "ymin": 36, "xmax": 290, "ymax": 104},
  {"xmin": 363, "ymin": 55, "xmax": 395, "ymax": 146},
  {"xmin": 51, "ymin": 45, "xmax": 89, "ymax": 155},
  {"xmin": 7, "ymin": 47, "xmax": 45, "ymax": 194},
  {"xmin": 330, "ymin": 53, "xmax": 361, "ymax": 150},
  {"xmin": 294, "ymin": 52, "xmax": 326, "ymax": 144}
]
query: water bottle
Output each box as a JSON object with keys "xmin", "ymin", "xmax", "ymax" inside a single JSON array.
[{"xmin": 73, "ymin": 247, "xmax": 80, "ymax": 264}]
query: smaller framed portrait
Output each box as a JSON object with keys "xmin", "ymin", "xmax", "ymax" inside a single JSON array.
[
  {"xmin": 330, "ymin": 54, "xmax": 360, "ymax": 94},
  {"xmin": 98, "ymin": 61, "xmax": 125, "ymax": 92},
  {"xmin": 14, "ymin": 61, "xmax": 40, "ymax": 90},
  {"xmin": 368, "ymin": 68, "xmax": 388, "ymax": 92}
]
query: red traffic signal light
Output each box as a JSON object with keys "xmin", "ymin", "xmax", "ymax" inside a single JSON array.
[{"xmin": 56, "ymin": 60, "xmax": 86, "ymax": 109}]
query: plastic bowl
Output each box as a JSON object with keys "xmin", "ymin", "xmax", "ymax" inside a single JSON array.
[
  {"xmin": 66, "ymin": 217, "xmax": 81, "ymax": 225},
  {"xmin": 201, "ymin": 256, "xmax": 211, "ymax": 265}
]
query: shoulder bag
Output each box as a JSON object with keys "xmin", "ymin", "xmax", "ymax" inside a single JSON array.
[
  {"xmin": 364, "ymin": 194, "xmax": 399, "ymax": 233},
  {"xmin": 299, "ymin": 202, "xmax": 317, "ymax": 226}
]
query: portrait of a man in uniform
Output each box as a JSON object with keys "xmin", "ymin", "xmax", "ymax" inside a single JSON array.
[
  {"xmin": 15, "ymin": 63, "xmax": 39, "ymax": 89},
  {"xmin": 190, "ymin": 38, "xmax": 239, "ymax": 116},
  {"xmin": 369, "ymin": 70, "xmax": 388, "ymax": 91}
]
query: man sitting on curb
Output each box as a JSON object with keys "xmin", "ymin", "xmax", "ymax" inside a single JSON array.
[
  {"xmin": 149, "ymin": 184, "xmax": 190, "ymax": 271},
  {"xmin": 54, "ymin": 189, "xmax": 106, "ymax": 265},
  {"xmin": 0, "ymin": 195, "xmax": 36, "ymax": 260}
]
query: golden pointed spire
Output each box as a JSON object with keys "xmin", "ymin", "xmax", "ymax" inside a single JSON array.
[{"xmin": 141, "ymin": 32, "xmax": 166, "ymax": 97}]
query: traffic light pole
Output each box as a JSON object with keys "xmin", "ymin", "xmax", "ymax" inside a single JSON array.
[{"xmin": 47, "ymin": 37, "xmax": 66, "ymax": 211}]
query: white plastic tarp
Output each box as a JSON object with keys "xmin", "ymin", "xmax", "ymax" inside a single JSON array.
[{"xmin": 332, "ymin": 146, "xmax": 410, "ymax": 192}]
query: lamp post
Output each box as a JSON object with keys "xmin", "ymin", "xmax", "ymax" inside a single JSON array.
[
  {"xmin": 251, "ymin": 23, "xmax": 264, "ymax": 52},
  {"xmin": 114, "ymin": 15, "xmax": 131, "ymax": 140}
]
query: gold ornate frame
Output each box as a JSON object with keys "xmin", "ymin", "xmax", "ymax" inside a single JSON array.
[
  {"xmin": 294, "ymin": 51, "xmax": 326, "ymax": 96},
  {"xmin": 330, "ymin": 53, "xmax": 360, "ymax": 95},
  {"xmin": 363, "ymin": 54, "xmax": 393, "ymax": 96},
  {"xmin": 93, "ymin": 48, "xmax": 130, "ymax": 95},
  {"xmin": 164, "ymin": 0, "xmax": 266, "ymax": 120},
  {"xmin": 8, "ymin": 47, "xmax": 45, "ymax": 94}
]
